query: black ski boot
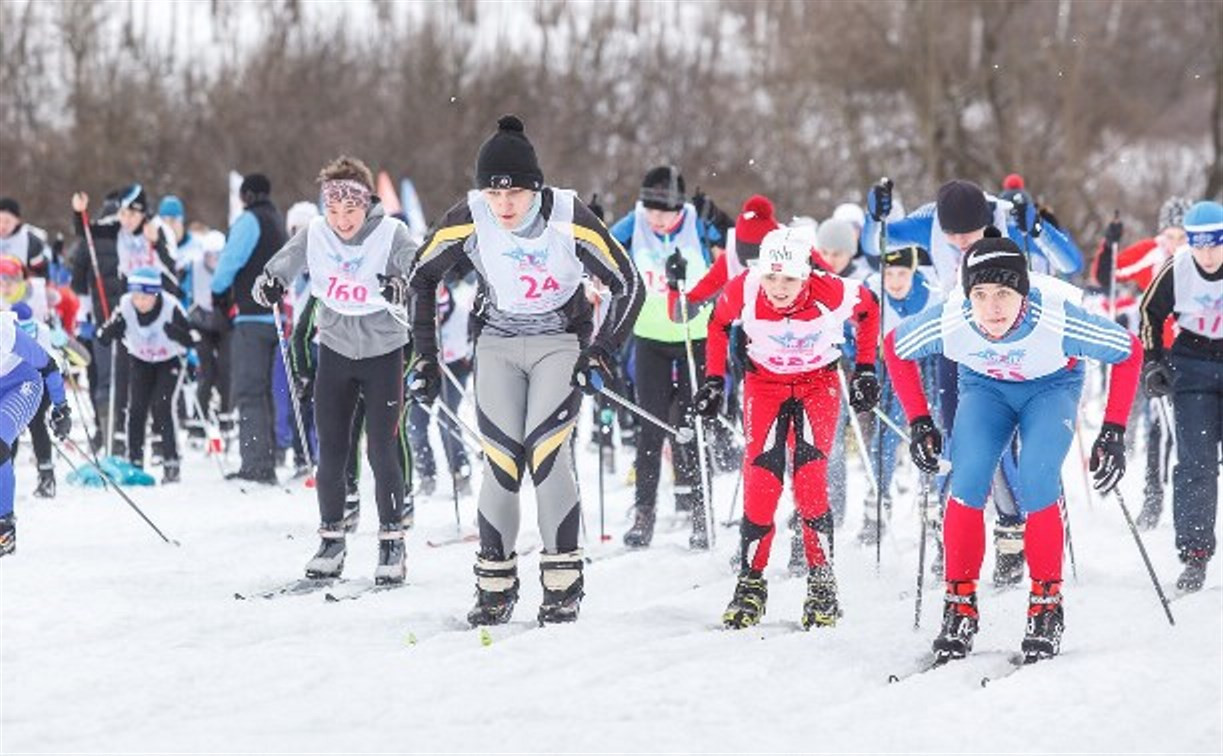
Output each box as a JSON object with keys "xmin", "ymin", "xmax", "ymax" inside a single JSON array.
[
  {"xmin": 623, "ymin": 507, "xmax": 656, "ymax": 549},
  {"xmin": 304, "ymin": 523, "xmax": 346, "ymax": 579},
  {"xmin": 0, "ymin": 514, "xmax": 14, "ymax": 557},
  {"xmin": 374, "ymin": 525, "xmax": 406, "ymax": 585},
  {"xmin": 1021, "ymin": 580, "xmax": 1064, "ymax": 662},
  {"xmin": 468, "ymin": 553, "xmax": 520, "ymax": 626},
  {"xmin": 161, "ymin": 459, "xmax": 181, "ymax": 485},
  {"xmin": 1176, "ymin": 550, "xmax": 1209, "ymax": 593},
  {"xmin": 341, "ymin": 485, "xmax": 360, "ymax": 534},
  {"xmin": 538, "ymin": 550, "xmax": 585, "ymax": 624},
  {"xmin": 722, "ymin": 569, "xmax": 768, "ymax": 629},
  {"xmin": 992, "ymin": 523, "xmax": 1026, "ymax": 587},
  {"xmin": 932, "ymin": 581, "xmax": 979, "ymax": 661},
  {"xmin": 801, "ymin": 563, "xmax": 840, "ymax": 629},
  {"xmin": 33, "ymin": 463, "xmax": 56, "ymax": 499}
]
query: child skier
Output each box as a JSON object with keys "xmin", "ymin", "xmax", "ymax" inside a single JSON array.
[
  {"xmin": 407, "ymin": 115, "xmax": 643, "ymax": 626},
  {"xmin": 0, "ymin": 308, "xmax": 72, "ymax": 556},
  {"xmin": 1138, "ymin": 199, "xmax": 1223, "ymax": 593},
  {"xmin": 884, "ymin": 228, "xmax": 1141, "ymax": 663},
  {"xmin": 256, "ymin": 155, "xmax": 417, "ymax": 586},
  {"xmin": 694, "ymin": 226, "xmax": 880, "ymax": 629},
  {"xmin": 96, "ymin": 268, "xmax": 195, "ymax": 483}
]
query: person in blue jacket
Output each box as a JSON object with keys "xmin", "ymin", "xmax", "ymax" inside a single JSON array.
[{"xmin": 0, "ymin": 309, "xmax": 72, "ymax": 556}]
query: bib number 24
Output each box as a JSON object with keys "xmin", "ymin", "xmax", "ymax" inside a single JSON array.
[{"xmin": 521, "ymin": 274, "xmax": 560, "ymax": 300}]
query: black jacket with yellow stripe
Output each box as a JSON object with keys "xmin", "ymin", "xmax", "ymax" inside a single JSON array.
[{"xmin": 407, "ymin": 187, "xmax": 643, "ymax": 360}]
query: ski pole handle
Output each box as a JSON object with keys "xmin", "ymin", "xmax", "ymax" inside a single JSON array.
[{"xmin": 596, "ymin": 385, "xmax": 694, "ymax": 444}]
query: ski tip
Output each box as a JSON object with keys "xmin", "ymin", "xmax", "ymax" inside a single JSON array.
[
  {"xmin": 233, "ymin": 592, "xmax": 247, "ymax": 601},
  {"xmin": 886, "ymin": 673, "xmax": 900, "ymax": 684}
]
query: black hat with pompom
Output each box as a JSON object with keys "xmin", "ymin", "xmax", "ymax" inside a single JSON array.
[
  {"xmin": 475, "ymin": 115, "xmax": 544, "ymax": 191},
  {"xmin": 961, "ymin": 226, "xmax": 1030, "ymax": 297}
]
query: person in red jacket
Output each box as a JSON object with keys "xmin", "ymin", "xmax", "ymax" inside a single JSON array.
[
  {"xmin": 693, "ymin": 226, "xmax": 880, "ymax": 630},
  {"xmin": 668, "ymin": 194, "xmax": 779, "ymax": 310}
]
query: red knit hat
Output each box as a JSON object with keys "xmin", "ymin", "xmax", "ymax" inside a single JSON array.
[
  {"xmin": 734, "ymin": 195, "xmax": 778, "ymax": 244},
  {"xmin": 1002, "ymin": 173, "xmax": 1025, "ymax": 190}
]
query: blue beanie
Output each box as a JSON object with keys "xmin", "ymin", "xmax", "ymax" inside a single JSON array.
[
  {"xmin": 128, "ymin": 267, "xmax": 162, "ymax": 294},
  {"xmin": 1184, "ymin": 201, "xmax": 1223, "ymax": 249},
  {"xmin": 158, "ymin": 195, "xmax": 185, "ymax": 219},
  {"xmin": 11, "ymin": 302, "xmax": 32, "ymax": 322}
]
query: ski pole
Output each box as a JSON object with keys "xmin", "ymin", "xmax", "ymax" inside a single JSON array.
[
  {"xmin": 836, "ymin": 366, "xmax": 879, "ymax": 495},
  {"xmin": 597, "ymin": 405, "xmax": 612, "ymax": 542},
  {"xmin": 875, "ymin": 178, "xmax": 892, "ymax": 569},
  {"xmin": 106, "ymin": 342, "xmax": 117, "ymax": 457},
  {"xmin": 595, "ymin": 385, "xmax": 695, "ymax": 444},
  {"xmin": 1115, "ymin": 489, "xmax": 1175, "ymax": 626},
  {"xmin": 914, "ymin": 473, "xmax": 930, "ymax": 629},
  {"xmin": 439, "ymin": 360, "xmax": 473, "ymax": 409},
  {"xmin": 59, "ymin": 437, "xmax": 179, "ymax": 546},
  {"xmin": 721, "ymin": 467, "xmax": 743, "ymax": 528},
  {"xmin": 870, "ymin": 405, "xmax": 952, "ymax": 475},
  {"xmin": 271, "ymin": 302, "xmax": 315, "ymax": 484},
  {"xmin": 49, "ymin": 436, "xmax": 85, "ymax": 478},
  {"xmin": 1060, "ymin": 491, "xmax": 1079, "ymax": 582},
  {"xmin": 675, "ymin": 250, "xmax": 716, "ymax": 546},
  {"xmin": 434, "ymin": 399, "xmax": 485, "ymax": 448}
]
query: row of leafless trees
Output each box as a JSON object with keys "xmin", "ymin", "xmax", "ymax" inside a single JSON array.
[{"xmin": 1, "ymin": 0, "xmax": 1219, "ymax": 250}]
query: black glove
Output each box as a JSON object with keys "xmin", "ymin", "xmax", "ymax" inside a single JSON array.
[
  {"xmin": 692, "ymin": 375, "xmax": 724, "ymax": 417},
  {"xmin": 407, "ymin": 358, "xmax": 441, "ymax": 406},
  {"xmin": 909, "ymin": 415, "xmax": 942, "ymax": 475},
  {"xmin": 1089, "ymin": 422, "xmax": 1126, "ymax": 494},
  {"xmin": 1104, "ymin": 216, "xmax": 1124, "ymax": 247},
  {"xmin": 251, "ymin": 272, "xmax": 285, "ymax": 309},
  {"xmin": 849, "ymin": 365, "xmax": 881, "ymax": 413},
  {"xmin": 1010, "ymin": 191, "xmax": 1032, "ymax": 233},
  {"xmin": 211, "ymin": 289, "xmax": 233, "ymax": 314},
  {"xmin": 49, "ymin": 402, "xmax": 72, "ymax": 440},
  {"xmin": 665, "ymin": 250, "xmax": 687, "ymax": 291},
  {"xmin": 378, "ymin": 274, "xmax": 410, "ymax": 307},
  {"xmin": 571, "ymin": 343, "xmax": 614, "ymax": 395},
  {"xmin": 293, "ymin": 374, "xmax": 314, "ymax": 402},
  {"xmin": 868, "ymin": 178, "xmax": 893, "ymax": 222},
  {"xmin": 1142, "ymin": 359, "xmax": 1172, "ymax": 398}
]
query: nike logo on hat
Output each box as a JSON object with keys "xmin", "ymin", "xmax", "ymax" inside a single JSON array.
[{"xmin": 968, "ymin": 250, "xmax": 1021, "ymax": 266}]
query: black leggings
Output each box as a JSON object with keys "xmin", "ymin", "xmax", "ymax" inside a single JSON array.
[
  {"xmin": 633, "ymin": 337, "xmax": 705, "ymax": 512},
  {"xmin": 314, "ymin": 344, "xmax": 404, "ymax": 526},
  {"xmin": 127, "ymin": 358, "xmax": 181, "ymax": 465}
]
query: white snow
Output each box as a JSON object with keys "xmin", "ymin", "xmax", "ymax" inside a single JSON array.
[{"xmin": 2, "ymin": 407, "xmax": 1220, "ymax": 754}]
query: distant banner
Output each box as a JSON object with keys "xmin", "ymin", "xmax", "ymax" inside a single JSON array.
[
  {"xmin": 377, "ymin": 171, "xmax": 402, "ymax": 216},
  {"xmin": 400, "ymin": 178, "xmax": 428, "ymax": 243}
]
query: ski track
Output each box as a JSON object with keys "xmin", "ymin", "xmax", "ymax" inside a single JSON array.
[{"xmin": 1, "ymin": 431, "xmax": 1220, "ymax": 754}]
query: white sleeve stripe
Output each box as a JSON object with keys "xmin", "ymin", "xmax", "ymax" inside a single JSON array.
[
  {"xmin": 1063, "ymin": 326, "xmax": 1132, "ymax": 353},
  {"xmin": 1063, "ymin": 317, "xmax": 1132, "ymax": 347},
  {"xmin": 894, "ymin": 317, "xmax": 943, "ymax": 356}
]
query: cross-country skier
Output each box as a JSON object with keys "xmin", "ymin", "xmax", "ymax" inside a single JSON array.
[
  {"xmin": 884, "ymin": 228, "xmax": 1141, "ymax": 663},
  {"xmin": 407, "ymin": 115, "xmax": 643, "ymax": 625},
  {"xmin": 0, "ymin": 308, "xmax": 71, "ymax": 556},
  {"xmin": 1138, "ymin": 199, "xmax": 1223, "ymax": 593},
  {"xmin": 95, "ymin": 267, "xmax": 195, "ymax": 484},
  {"xmin": 256, "ymin": 156, "xmax": 417, "ymax": 586},
  {"xmin": 695, "ymin": 226, "xmax": 880, "ymax": 629}
]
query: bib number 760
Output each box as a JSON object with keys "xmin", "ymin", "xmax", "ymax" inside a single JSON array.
[{"xmin": 325, "ymin": 276, "xmax": 369, "ymax": 303}]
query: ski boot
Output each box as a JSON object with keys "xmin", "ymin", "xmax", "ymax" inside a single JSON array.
[
  {"xmin": 468, "ymin": 553, "xmax": 520, "ymax": 626},
  {"xmin": 162, "ymin": 459, "xmax": 181, "ymax": 485},
  {"xmin": 374, "ymin": 525, "xmax": 406, "ymax": 585},
  {"xmin": 341, "ymin": 486, "xmax": 361, "ymax": 533},
  {"xmin": 931, "ymin": 581, "xmax": 979, "ymax": 662},
  {"xmin": 0, "ymin": 514, "xmax": 14, "ymax": 557},
  {"xmin": 787, "ymin": 514, "xmax": 806, "ymax": 577},
  {"xmin": 1021, "ymin": 580, "xmax": 1064, "ymax": 662},
  {"xmin": 538, "ymin": 550, "xmax": 585, "ymax": 624},
  {"xmin": 304, "ymin": 523, "xmax": 346, "ymax": 579},
  {"xmin": 722, "ymin": 569, "xmax": 768, "ymax": 629},
  {"xmin": 1176, "ymin": 550, "xmax": 1209, "ymax": 593},
  {"xmin": 992, "ymin": 522, "xmax": 1026, "ymax": 587},
  {"xmin": 801, "ymin": 563, "xmax": 840, "ymax": 629},
  {"xmin": 33, "ymin": 463, "xmax": 56, "ymax": 499},
  {"xmin": 623, "ymin": 507, "xmax": 656, "ymax": 549}
]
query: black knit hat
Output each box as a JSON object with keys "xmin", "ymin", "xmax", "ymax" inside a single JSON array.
[
  {"xmin": 882, "ymin": 244, "xmax": 929, "ymax": 271},
  {"xmin": 937, "ymin": 180, "xmax": 992, "ymax": 234},
  {"xmin": 962, "ymin": 227, "xmax": 1029, "ymax": 296},
  {"xmin": 0, "ymin": 197, "xmax": 19, "ymax": 217},
  {"xmin": 475, "ymin": 115, "xmax": 543, "ymax": 191},
  {"xmin": 639, "ymin": 165, "xmax": 686, "ymax": 211},
  {"xmin": 240, "ymin": 173, "xmax": 271, "ymax": 197},
  {"xmin": 112, "ymin": 183, "xmax": 148, "ymax": 214}
]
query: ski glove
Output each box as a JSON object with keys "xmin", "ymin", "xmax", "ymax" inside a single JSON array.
[
  {"xmin": 378, "ymin": 274, "xmax": 410, "ymax": 307},
  {"xmin": 692, "ymin": 375, "xmax": 724, "ymax": 417},
  {"xmin": 572, "ymin": 343, "xmax": 614, "ymax": 395},
  {"xmin": 848, "ymin": 365, "xmax": 881, "ymax": 413},
  {"xmin": 1141, "ymin": 359, "xmax": 1172, "ymax": 398},
  {"xmin": 251, "ymin": 272, "xmax": 286, "ymax": 309},
  {"xmin": 1089, "ymin": 422, "xmax": 1126, "ymax": 495},
  {"xmin": 908, "ymin": 415, "xmax": 942, "ymax": 475},
  {"xmin": 867, "ymin": 179, "xmax": 893, "ymax": 222},
  {"xmin": 665, "ymin": 250, "xmax": 687, "ymax": 290},
  {"xmin": 49, "ymin": 402, "xmax": 72, "ymax": 440},
  {"xmin": 407, "ymin": 358, "xmax": 441, "ymax": 406}
]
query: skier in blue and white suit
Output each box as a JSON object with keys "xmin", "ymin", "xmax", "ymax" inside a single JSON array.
[
  {"xmin": 863, "ymin": 179, "xmax": 1084, "ymax": 585},
  {"xmin": 0, "ymin": 308, "xmax": 72, "ymax": 556}
]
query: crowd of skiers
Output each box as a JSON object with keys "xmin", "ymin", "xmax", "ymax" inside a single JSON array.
[{"xmin": 1, "ymin": 114, "xmax": 1219, "ymax": 665}]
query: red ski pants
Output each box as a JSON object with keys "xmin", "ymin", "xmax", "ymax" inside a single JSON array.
[{"xmin": 739, "ymin": 369, "xmax": 841, "ymax": 572}]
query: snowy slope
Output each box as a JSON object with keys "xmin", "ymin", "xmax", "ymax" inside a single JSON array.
[{"xmin": 1, "ymin": 410, "xmax": 1219, "ymax": 754}]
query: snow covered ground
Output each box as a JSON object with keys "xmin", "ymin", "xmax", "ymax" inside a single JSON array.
[{"xmin": 1, "ymin": 408, "xmax": 1220, "ymax": 754}]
